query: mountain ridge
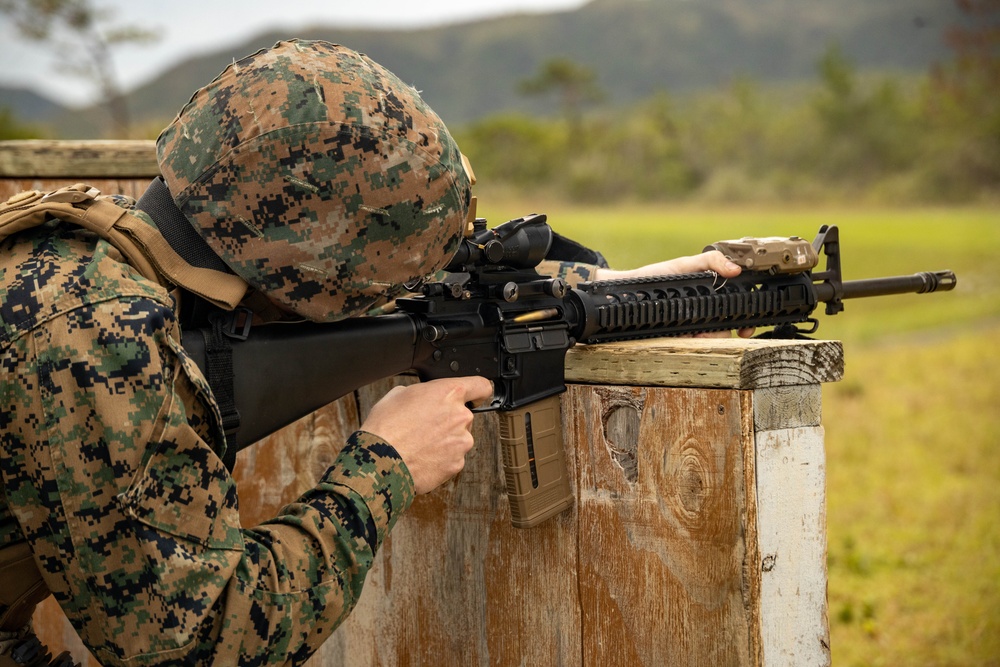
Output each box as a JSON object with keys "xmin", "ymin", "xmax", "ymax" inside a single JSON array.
[{"xmin": 0, "ymin": 0, "xmax": 966, "ymax": 138}]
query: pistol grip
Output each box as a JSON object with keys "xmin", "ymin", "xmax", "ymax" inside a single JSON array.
[{"xmin": 497, "ymin": 394, "xmax": 573, "ymax": 528}]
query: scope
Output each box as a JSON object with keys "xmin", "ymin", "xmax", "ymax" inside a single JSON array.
[{"xmin": 445, "ymin": 214, "xmax": 553, "ymax": 272}]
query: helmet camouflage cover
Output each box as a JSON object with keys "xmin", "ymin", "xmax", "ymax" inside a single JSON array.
[{"xmin": 157, "ymin": 39, "xmax": 472, "ymax": 322}]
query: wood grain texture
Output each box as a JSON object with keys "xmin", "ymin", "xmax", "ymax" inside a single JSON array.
[
  {"xmin": 320, "ymin": 382, "xmax": 766, "ymax": 667},
  {"xmin": 565, "ymin": 338, "xmax": 844, "ymax": 390},
  {"xmin": 572, "ymin": 385, "xmax": 757, "ymax": 667},
  {"xmin": 0, "ymin": 140, "xmax": 158, "ymax": 178},
  {"xmin": 318, "ymin": 377, "xmax": 582, "ymax": 667},
  {"xmin": 740, "ymin": 390, "xmax": 764, "ymax": 667},
  {"xmin": 753, "ymin": 385, "xmax": 823, "ymax": 431}
]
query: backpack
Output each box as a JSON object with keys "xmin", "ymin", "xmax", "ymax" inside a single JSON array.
[{"xmin": 0, "ymin": 183, "xmax": 247, "ymax": 309}]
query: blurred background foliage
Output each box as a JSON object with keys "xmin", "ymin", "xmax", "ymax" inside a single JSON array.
[
  {"xmin": 2, "ymin": 0, "xmax": 997, "ymax": 205},
  {"xmin": 457, "ymin": 38, "xmax": 999, "ymax": 204}
]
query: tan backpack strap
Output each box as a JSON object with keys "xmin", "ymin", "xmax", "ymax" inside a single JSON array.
[
  {"xmin": 106, "ymin": 205, "xmax": 248, "ymax": 310},
  {"xmin": 37, "ymin": 186, "xmax": 162, "ymax": 282},
  {"xmin": 1, "ymin": 185, "xmax": 248, "ymax": 310},
  {"xmin": 0, "ymin": 543, "xmax": 49, "ymax": 633}
]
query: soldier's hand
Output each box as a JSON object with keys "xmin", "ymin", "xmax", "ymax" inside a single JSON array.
[{"xmin": 361, "ymin": 377, "xmax": 494, "ymax": 494}]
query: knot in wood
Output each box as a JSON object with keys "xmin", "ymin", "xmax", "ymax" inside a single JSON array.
[
  {"xmin": 664, "ymin": 440, "xmax": 714, "ymax": 528},
  {"xmin": 677, "ymin": 449, "xmax": 709, "ymax": 516}
]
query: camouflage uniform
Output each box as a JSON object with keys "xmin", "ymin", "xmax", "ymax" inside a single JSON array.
[
  {"xmin": 0, "ymin": 39, "xmax": 602, "ymax": 666},
  {"xmin": 0, "ymin": 40, "xmax": 477, "ymax": 665},
  {"xmin": 0, "ymin": 192, "xmax": 415, "ymax": 664}
]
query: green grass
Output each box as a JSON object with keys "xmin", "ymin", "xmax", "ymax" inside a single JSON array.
[
  {"xmin": 824, "ymin": 326, "xmax": 1000, "ymax": 666},
  {"xmin": 478, "ymin": 194, "xmax": 1000, "ymax": 666}
]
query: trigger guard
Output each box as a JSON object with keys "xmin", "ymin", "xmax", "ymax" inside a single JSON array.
[{"xmin": 471, "ymin": 398, "xmax": 502, "ymax": 413}]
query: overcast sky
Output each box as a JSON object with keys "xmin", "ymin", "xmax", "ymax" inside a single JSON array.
[{"xmin": 0, "ymin": 0, "xmax": 589, "ymax": 107}]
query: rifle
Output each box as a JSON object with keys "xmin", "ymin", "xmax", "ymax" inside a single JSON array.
[{"xmin": 181, "ymin": 215, "xmax": 956, "ymax": 527}]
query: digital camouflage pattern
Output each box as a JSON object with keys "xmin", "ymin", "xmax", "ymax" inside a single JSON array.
[
  {"xmin": 534, "ymin": 260, "xmax": 599, "ymax": 288},
  {"xmin": 0, "ymin": 38, "xmax": 601, "ymax": 667},
  {"xmin": 0, "ymin": 195, "xmax": 415, "ymax": 664},
  {"xmin": 158, "ymin": 39, "xmax": 473, "ymax": 323}
]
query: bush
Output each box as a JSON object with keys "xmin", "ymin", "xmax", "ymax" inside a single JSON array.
[{"xmin": 455, "ymin": 46, "xmax": 999, "ymax": 204}]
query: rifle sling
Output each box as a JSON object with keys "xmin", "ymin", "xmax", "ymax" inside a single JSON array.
[
  {"xmin": 0, "ymin": 543, "xmax": 49, "ymax": 634},
  {"xmin": 204, "ymin": 314, "xmax": 243, "ymax": 472}
]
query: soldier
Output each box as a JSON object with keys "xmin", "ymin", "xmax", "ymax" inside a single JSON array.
[{"xmin": 0, "ymin": 40, "xmax": 746, "ymax": 666}]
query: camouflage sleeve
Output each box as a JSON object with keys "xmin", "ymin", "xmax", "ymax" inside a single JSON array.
[
  {"xmin": 534, "ymin": 259, "xmax": 601, "ymax": 287},
  {"xmin": 2, "ymin": 292, "xmax": 413, "ymax": 666}
]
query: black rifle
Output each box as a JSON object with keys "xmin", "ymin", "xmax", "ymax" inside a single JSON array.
[{"xmin": 182, "ymin": 215, "xmax": 956, "ymax": 527}]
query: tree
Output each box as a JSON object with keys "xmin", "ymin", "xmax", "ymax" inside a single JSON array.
[
  {"xmin": 0, "ymin": 0, "xmax": 158, "ymax": 137},
  {"xmin": 810, "ymin": 44, "xmax": 919, "ymax": 186},
  {"xmin": 925, "ymin": 0, "xmax": 1000, "ymax": 195},
  {"xmin": 518, "ymin": 57, "xmax": 604, "ymax": 142}
]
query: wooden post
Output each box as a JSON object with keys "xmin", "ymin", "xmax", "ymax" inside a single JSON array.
[
  {"xmin": 4, "ymin": 140, "xmax": 840, "ymax": 666},
  {"xmin": 286, "ymin": 339, "xmax": 840, "ymax": 667}
]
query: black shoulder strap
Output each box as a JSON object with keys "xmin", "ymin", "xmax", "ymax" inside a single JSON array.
[
  {"xmin": 201, "ymin": 309, "xmax": 254, "ymax": 472},
  {"xmin": 135, "ymin": 177, "xmax": 234, "ymax": 274}
]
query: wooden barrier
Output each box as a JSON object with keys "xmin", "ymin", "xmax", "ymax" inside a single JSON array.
[{"xmin": 2, "ymin": 140, "xmax": 838, "ymax": 666}]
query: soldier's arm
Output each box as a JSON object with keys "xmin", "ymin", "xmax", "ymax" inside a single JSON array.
[{"xmin": 3, "ymin": 293, "xmax": 412, "ymax": 666}]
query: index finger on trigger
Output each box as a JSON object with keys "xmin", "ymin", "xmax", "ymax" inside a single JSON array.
[{"xmin": 461, "ymin": 376, "xmax": 495, "ymax": 405}]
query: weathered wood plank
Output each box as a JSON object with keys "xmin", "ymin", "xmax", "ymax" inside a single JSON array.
[
  {"xmin": 572, "ymin": 385, "xmax": 757, "ymax": 666},
  {"xmin": 0, "ymin": 140, "xmax": 158, "ymax": 178},
  {"xmin": 755, "ymin": 426, "xmax": 831, "ymax": 666},
  {"xmin": 565, "ymin": 338, "xmax": 844, "ymax": 390},
  {"xmin": 0, "ymin": 177, "xmax": 152, "ymax": 202},
  {"xmin": 740, "ymin": 390, "xmax": 764, "ymax": 667}
]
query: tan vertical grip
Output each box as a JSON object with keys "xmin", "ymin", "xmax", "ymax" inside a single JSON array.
[{"xmin": 497, "ymin": 394, "xmax": 573, "ymax": 528}]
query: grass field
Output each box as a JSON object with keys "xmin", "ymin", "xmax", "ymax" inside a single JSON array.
[{"xmin": 478, "ymin": 196, "xmax": 1000, "ymax": 666}]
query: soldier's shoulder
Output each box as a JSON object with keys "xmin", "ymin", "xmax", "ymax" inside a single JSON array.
[{"xmin": 0, "ymin": 216, "xmax": 171, "ymax": 344}]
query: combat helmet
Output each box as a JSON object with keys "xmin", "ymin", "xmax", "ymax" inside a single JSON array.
[{"xmin": 156, "ymin": 39, "xmax": 472, "ymax": 322}]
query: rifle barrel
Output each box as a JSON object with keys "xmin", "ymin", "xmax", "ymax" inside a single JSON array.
[{"xmin": 815, "ymin": 270, "xmax": 956, "ymax": 302}]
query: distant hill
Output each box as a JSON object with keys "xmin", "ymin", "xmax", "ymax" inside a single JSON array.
[
  {"xmin": 0, "ymin": 87, "xmax": 65, "ymax": 124},
  {"xmin": 3, "ymin": 0, "xmax": 969, "ymax": 138}
]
